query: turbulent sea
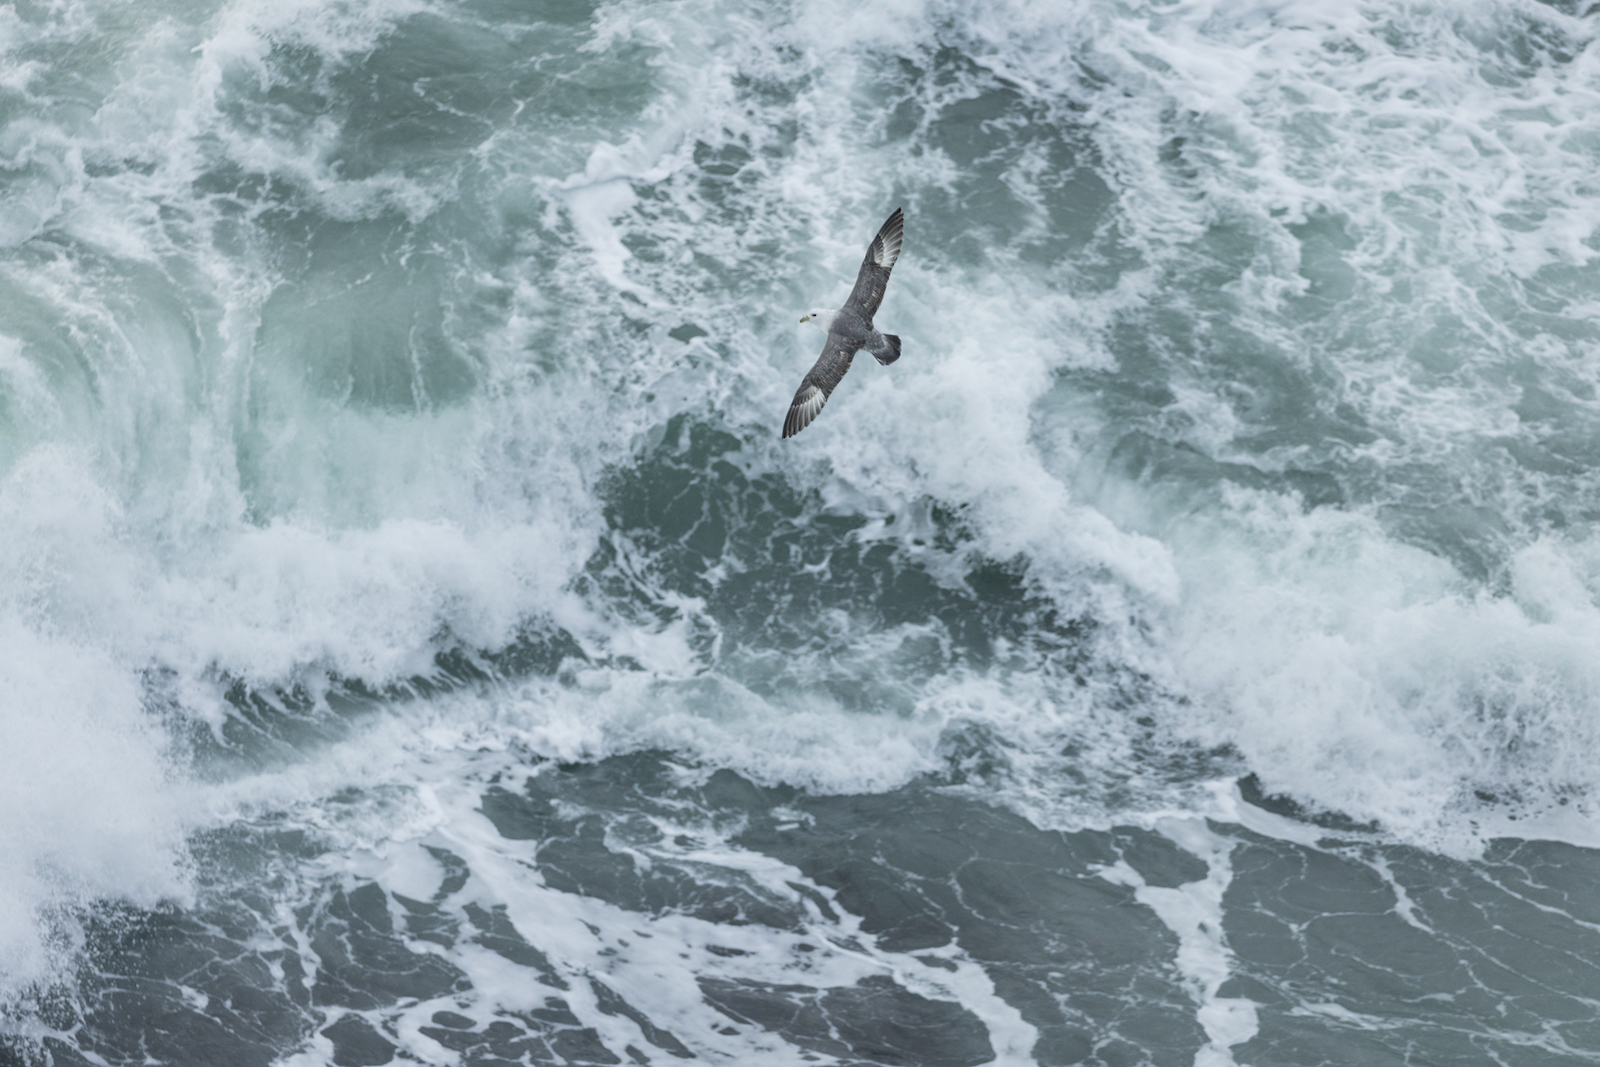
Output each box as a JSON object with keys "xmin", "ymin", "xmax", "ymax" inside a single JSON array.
[{"xmin": 6, "ymin": 0, "xmax": 1600, "ymax": 1063}]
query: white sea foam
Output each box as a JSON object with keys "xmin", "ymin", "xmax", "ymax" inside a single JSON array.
[
  {"xmin": 0, "ymin": 614, "xmax": 190, "ymax": 996},
  {"xmin": 7, "ymin": 0, "xmax": 1600, "ymax": 1034},
  {"xmin": 1007, "ymin": 0, "xmax": 1600, "ymax": 848},
  {"xmin": 1170, "ymin": 498, "xmax": 1600, "ymax": 852},
  {"xmin": 1097, "ymin": 816, "xmax": 1260, "ymax": 1066},
  {"xmin": 222, "ymin": 720, "xmax": 1038, "ymax": 1066}
]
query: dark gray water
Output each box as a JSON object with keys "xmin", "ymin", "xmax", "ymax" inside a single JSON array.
[{"xmin": 4, "ymin": 0, "xmax": 1600, "ymax": 1063}]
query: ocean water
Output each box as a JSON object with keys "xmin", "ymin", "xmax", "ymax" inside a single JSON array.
[{"xmin": 4, "ymin": 0, "xmax": 1600, "ymax": 1063}]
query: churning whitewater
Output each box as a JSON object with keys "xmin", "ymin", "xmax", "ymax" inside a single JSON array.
[{"xmin": 3, "ymin": 0, "xmax": 1600, "ymax": 1064}]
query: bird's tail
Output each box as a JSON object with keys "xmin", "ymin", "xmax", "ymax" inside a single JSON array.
[{"xmin": 873, "ymin": 334, "xmax": 901, "ymax": 366}]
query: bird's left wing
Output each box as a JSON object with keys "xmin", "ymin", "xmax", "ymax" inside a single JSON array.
[{"xmin": 783, "ymin": 333, "xmax": 857, "ymax": 438}]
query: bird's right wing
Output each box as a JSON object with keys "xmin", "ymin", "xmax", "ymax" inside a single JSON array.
[
  {"xmin": 843, "ymin": 207, "xmax": 904, "ymax": 318},
  {"xmin": 783, "ymin": 334, "xmax": 857, "ymax": 438}
]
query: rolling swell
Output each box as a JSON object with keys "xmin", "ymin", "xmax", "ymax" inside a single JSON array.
[{"xmin": 5, "ymin": 0, "xmax": 1600, "ymax": 1065}]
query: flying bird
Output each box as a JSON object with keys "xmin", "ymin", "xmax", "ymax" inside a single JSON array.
[{"xmin": 783, "ymin": 208, "xmax": 904, "ymax": 438}]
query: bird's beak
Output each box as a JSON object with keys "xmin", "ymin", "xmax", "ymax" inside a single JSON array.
[{"xmin": 799, "ymin": 315, "xmax": 808, "ymax": 323}]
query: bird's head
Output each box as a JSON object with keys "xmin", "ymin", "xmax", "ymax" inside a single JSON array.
[{"xmin": 800, "ymin": 309, "xmax": 829, "ymax": 328}]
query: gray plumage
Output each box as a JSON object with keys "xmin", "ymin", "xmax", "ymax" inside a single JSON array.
[{"xmin": 783, "ymin": 208, "xmax": 905, "ymax": 438}]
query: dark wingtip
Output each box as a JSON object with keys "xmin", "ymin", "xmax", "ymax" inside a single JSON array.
[
  {"xmin": 782, "ymin": 397, "xmax": 805, "ymax": 438},
  {"xmin": 783, "ymin": 384, "xmax": 826, "ymax": 438}
]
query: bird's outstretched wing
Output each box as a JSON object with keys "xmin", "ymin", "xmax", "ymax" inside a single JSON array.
[
  {"xmin": 843, "ymin": 207, "xmax": 903, "ymax": 318},
  {"xmin": 783, "ymin": 334, "xmax": 857, "ymax": 438}
]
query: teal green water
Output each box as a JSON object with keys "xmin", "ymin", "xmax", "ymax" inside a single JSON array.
[{"xmin": 4, "ymin": 0, "xmax": 1600, "ymax": 1063}]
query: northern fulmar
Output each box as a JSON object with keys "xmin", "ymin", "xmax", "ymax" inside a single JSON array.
[{"xmin": 783, "ymin": 208, "xmax": 904, "ymax": 438}]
